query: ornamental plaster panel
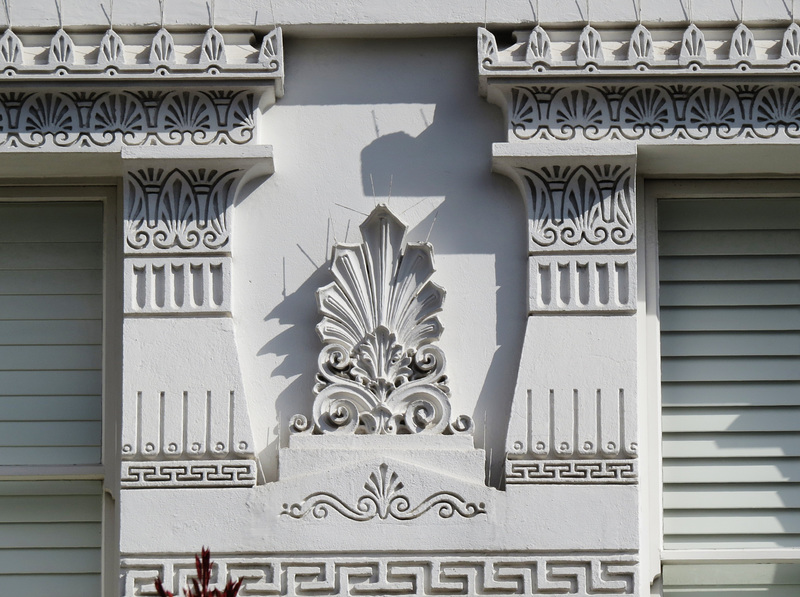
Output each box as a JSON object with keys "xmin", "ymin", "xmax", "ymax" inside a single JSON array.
[
  {"xmin": 124, "ymin": 167, "xmax": 243, "ymax": 254},
  {"xmin": 121, "ymin": 553, "xmax": 638, "ymax": 596},
  {"xmin": 493, "ymin": 83, "xmax": 800, "ymax": 143},
  {"xmin": 506, "ymin": 460, "xmax": 638, "ymax": 484},
  {"xmin": 493, "ymin": 149, "xmax": 637, "ymax": 314},
  {"xmin": 124, "ymin": 256, "xmax": 231, "ymax": 315},
  {"xmin": 121, "ymin": 460, "xmax": 257, "ymax": 489},
  {"xmin": 494, "ymin": 156, "xmax": 636, "ymax": 254},
  {"xmin": 120, "ymin": 389, "xmax": 253, "ymax": 462},
  {"xmin": 0, "ymin": 88, "xmax": 258, "ymax": 149},
  {"xmin": 529, "ymin": 253, "xmax": 635, "ymax": 313},
  {"xmin": 0, "ymin": 26, "xmax": 283, "ymax": 88},
  {"xmin": 291, "ymin": 204, "xmax": 472, "ymax": 436},
  {"xmin": 507, "ymin": 388, "xmax": 638, "ymax": 461},
  {"xmin": 281, "ymin": 462, "xmax": 486, "ymax": 521},
  {"xmin": 478, "ymin": 23, "xmax": 800, "ymax": 80}
]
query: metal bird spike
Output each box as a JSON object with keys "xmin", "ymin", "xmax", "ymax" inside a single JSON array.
[{"xmin": 3, "ymin": 0, "xmax": 10, "ymax": 28}]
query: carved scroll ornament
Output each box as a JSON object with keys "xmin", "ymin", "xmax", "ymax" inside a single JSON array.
[
  {"xmin": 291, "ymin": 205, "xmax": 472, "ymax": 435},
  {"xmin": 282, "ymin": 463, "xmax": 486, "ymax": 521},
  {"xmin": 125, "ymin": 168, "xmax": 241, "ymax": 253}
]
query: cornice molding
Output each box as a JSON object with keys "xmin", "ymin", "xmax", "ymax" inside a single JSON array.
[
  {"xmin": 479, "ymin": 23, "xmax": 800, "ymax": 84},
  {"xmin": 0, "ymin": 26, "xmax": 283, "ymax": 91},
  {"xmin": 494, "ymin": 83, "xmax": 800, "ymax": 143}
]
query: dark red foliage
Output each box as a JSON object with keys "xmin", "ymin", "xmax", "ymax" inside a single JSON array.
[{"xmin": 154, "ymin": 548, "xmax": 243, "ymax": 597}]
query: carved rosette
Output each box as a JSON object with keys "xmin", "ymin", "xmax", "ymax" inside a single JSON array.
[{"xmin": 291, "ymin": 205, "xmax": 472, "ymax": 435}]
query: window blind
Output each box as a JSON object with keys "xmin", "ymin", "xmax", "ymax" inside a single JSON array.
[
  {"xmin": 0, "ymin": 201, "xmax": 103, "ymax": 595},
  {"xmin": 659, "ymin": 195, "xmax": 800, "ymax": 595}
]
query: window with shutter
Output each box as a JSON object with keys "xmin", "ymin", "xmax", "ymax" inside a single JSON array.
[
  {"xmin": 0, "ymin": 192, "xmax": 118, "ymax": 596},
  {"xmin": 648, "ymin": 183, "xmax": 800, "ymax": 595}
]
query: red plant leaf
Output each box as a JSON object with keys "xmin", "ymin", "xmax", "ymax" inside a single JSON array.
[{"xmin": 155, "ymin": 547, "xmax": 240, "ymax": 597}]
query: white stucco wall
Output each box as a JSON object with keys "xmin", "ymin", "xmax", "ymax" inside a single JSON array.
[{"xmin": 234, "ymin": 37, "xmax": 526, "ymax": 483}]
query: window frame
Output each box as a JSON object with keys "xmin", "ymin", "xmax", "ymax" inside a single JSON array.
[
  {"xmin": 0, "ymin": 184, "xmax": 122, "ymax": 597},
  {"xmin": 640, "ymin": 178, "xmax": 800, "ymax": 594}
]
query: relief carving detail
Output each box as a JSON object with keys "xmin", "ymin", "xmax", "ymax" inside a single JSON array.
[
  {"xmin": 282, "ymin": 463, "xmax": 486, "ymax": 521},
  {"xmin": 125, "ymin": 168, "xmax": 241, "ymax": 253},
  {"xmin": 290, "ymin": 205, "xmax": 472, "ymax": 435}
]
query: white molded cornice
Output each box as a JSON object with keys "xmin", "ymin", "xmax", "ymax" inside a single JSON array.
[
  {"xmin": 479, "ymin": 23, "xmax": 800, "ymax": 86},
  {"xmin": 0, "ymin": 26, "xmax": 283, "ymax": 93}
]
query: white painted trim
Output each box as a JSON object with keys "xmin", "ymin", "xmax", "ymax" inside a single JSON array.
[
  {"xmin": 638, "ymin": 174, "xmax": 663, "ymax": 593},
  {"xmin": 662, "ymin": 549, "xmax": 800, "ymax": 564}
]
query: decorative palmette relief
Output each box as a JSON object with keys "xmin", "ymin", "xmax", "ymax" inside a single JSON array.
[
  {"xmin": 125, "ymin": 168, "xmax": 241, "ymax": 253},
  {"xmin": 518, "ymin": 164, "xmax": 634, "ymax": 250},
  {"xmin": 150, "ymin": 28, "xmax": 176, "ymax": 65},
  {"xmin": 679, "ymin": 24, "xmax": 706, "ymax": 64},
  {"xmin": 49, "ymin": 29, "xmax": 74, "ymax": 66},
  {"xmin": 282, "ymin": 463, "xmax": 486, "ymax": 521},
  {"xmin": 200, "ymin": 28, "xmax": 226, "ymax": 65},
  {"xmin": 0, "ymin": 29, "xmax": 22, "ymax": 65},
  {"xmin": 782, "ymin": 22, "xmax": 800, "ymax": 59},
  {"xmin": 122, "ymin": 554, "xmax": 638, "ymax": 596},
  {"xmin": 526, "ymin": 26, "xmax": 551, "ymax": 63},
  {"xmin": 730, "ymin": 23, "xmax": 756, "ymax": 61},
  {"xmin": 0, "ymin": 89, "xmax": 256, "ymax": 148},
  {"xmin": 628, "ymin": 24, "xmax": 653, "ymax": 63},
  {"xmin": 479, "ymin": 23, "xmax": 800, "ymax": 74},
  {"xmin": 505, "ymin": 83, "xmax": 800, "ymax": 142},
  {"xmin": 478, "ymin": 27, "xmax": 498, "ymax": 67},
  {"xmin": 290, "ymin": 205, "xmax": 472, "ymax": 435},
  {"xmin": 0, "ymin": 27, "xmax": 282, "ymax": 82},
  {"xmin": 98, "ymin": 29, "xmax": 125, "ymax": 66},
  {"xmin": 577, "ymin": 26, "xmax": 604, "ymax": 66},
  {"xmin": 121, "ymin": 460, "xmax": 257, "ymax": 488}
]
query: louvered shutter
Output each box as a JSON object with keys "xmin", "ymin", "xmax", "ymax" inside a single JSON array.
[
  {"xmin": 658, "ymin": 196, "xmax": 800, "ymax": 594},
  {"xmin": 0, "ymin": 202, "xmax": 103, "ymax": 595}
]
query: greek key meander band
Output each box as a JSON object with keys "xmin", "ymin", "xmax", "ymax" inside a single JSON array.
[
  {"xmin": 121, "ymin": 554, "xmax": 638, "ymax": 596},
  {"xmin": 121, "ymin": 460, "xmax": 257, "ymax": 488},
  {"xmin": 505, "ymin": 460, "xmax": 638, "ymax": 484}
]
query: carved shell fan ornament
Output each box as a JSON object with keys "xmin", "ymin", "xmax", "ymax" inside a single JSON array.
[{"xmin": 290, "ymin": 205, "xmax": 473, "ymax": 435}]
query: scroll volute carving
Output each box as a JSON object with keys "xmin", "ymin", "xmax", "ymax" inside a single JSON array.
[{"xmin": 291, "ymin": 205, "xmax": 472, "ymax": 436}]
